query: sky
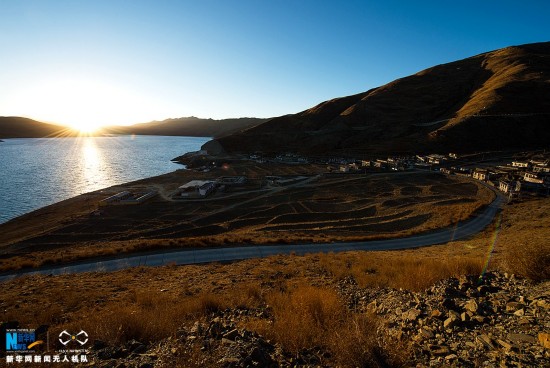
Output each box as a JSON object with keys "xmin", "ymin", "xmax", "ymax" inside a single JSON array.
[{"xmin": 1, "ymin": 0, "xmax": 549, "ymax": 130}]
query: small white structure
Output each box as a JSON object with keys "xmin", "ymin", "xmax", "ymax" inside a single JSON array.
[
  {"xmin": 512, "ymin": 161, "xmax": 530, "ymax": 168},
  {"xmin": 524, "ymin": 172, "xmax": 545, "ymax": 184},
  {"xmin": 499, "ymin": 181, "xmax": 516, "ymax": 193},
  {"xmin": 178, "ymin": 180, "xmax": 216, "ymax": 197},
  {"xmin": 472, "ymin": 169, "xmax": 489, "ymax": 181}
]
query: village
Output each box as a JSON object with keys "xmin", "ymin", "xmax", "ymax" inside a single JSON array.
[
  {"xmin": 204, "ymin": 150, "xmax": 550, "ymax": 199},
  {"xmin": 100, "ymin": 149, "xmax": 549, "ymax": 207}
]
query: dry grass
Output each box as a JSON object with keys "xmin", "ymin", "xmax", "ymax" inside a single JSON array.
[
  {"xmin": 498, "ymin": 198, "xmax": 550, "ymax": 281},
  {"xmin": 318, "ymin": 252, "xmax": 485, "ymax": 291},
  {"xmin": 3, "ymin": 196, "xmax": 549, "ymax": 367},
  {"xmin": 245, "ymin": 284, "xmax": 408, "ymax": 367}
]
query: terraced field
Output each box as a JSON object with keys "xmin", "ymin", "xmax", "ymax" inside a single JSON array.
[{"xmin": 0, "ymin": 164, "xmax": 494, "ymax": 271}]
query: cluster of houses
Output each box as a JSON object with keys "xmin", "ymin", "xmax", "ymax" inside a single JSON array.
[
  {"xmin": 328, "ymin": 153, "xmax": 456, "ymax": 173},
  {"xmin": 468, "ymin": 159, "xmax": 550, "ymax": 197},
  {"xmin": 323, "ymin": 152, "xmax": 550, "ymax": 198},
  {"xmin": 175, "ymin": 176, "xmax": 247, "ymax": 199},
  {"xmin": 231, "ymin": 149, "xmax": 550, "ymax": 199}
]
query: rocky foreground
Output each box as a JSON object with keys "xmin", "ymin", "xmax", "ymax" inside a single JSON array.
[{"xmin": 87, "ymin": 271, "xmax": 549, "ymax": 368}]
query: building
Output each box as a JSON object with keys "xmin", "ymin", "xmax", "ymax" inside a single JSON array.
[
  {"xmin": 499, "ymin": 180, "xmax": 517, "ymax": 194},
  {"xmin": 426, "ymin": 154, "xmax": 447, "ymax": 165},
  {"xmin": 512, "ymin": 161, "xmax": 530, "ymax": 168},
  {"xmin": 373, "ymin": 160, "xmax": 388, "ymax": 169},
  {"xmin": 472, "ymin": 169, "xmax": 489, "ymax": 181},
  {"xmin": 178, "ymin": 180, "xmax": 216, "ymax": 198},
  {"xmin": 198, "ymin": 182, "xmax": 216, "ymax": 197},
  {"xmin": 523, "ymin": 172, "xmax": 548, "ymax": 184},
  {"xmin": 533, "ymin": 164, "xmax": 550, "ymax": 173}
]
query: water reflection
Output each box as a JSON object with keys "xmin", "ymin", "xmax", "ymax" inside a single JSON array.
[
  {"xmin": 0, "ymin": 135, "xmax": 210, "ymax": 223},
  {"xmin": 76, "ymin": 137, "xmax": 113, "ymax": 195}
]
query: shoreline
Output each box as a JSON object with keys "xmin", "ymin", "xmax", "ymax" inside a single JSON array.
[
  {"xmin": 0, "ymin": 135, "xmax": 210, "ymax": 224},
  {"xmin": 0, "ymin": 163, "xmax": 499, "ymax": 275}
]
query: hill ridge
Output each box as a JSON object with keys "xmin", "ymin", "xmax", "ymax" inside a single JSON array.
[{"xmin": 210, "ymin": 41, "xmax": 550, "ymax": 155}]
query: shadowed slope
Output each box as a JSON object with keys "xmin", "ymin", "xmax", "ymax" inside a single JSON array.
[{"xmin": 0, "ymin": 117, "xmax": 74, "ymax": 138}]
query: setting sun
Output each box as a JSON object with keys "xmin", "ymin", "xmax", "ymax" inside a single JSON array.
[{"xmin": 6, "ymin": 77, "xmax": 160, "ymax": 132}]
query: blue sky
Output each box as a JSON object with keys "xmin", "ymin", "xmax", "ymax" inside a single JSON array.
[{"xmin": 1, "ymin": 0, "xmax": 549, "ymax": 128}]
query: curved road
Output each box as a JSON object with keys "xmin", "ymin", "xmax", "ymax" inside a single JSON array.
[{"xmin": 0, "ymin": 194, "xmax": 504, "ymax": 282}]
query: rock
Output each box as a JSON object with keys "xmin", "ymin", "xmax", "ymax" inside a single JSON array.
[
  {"xmin": 472, "ymin": 315, "xmax": 487, "ymax": 324},
  {"xmin": 464, "ymin": 299, "xmax": 479, "ymax": 313},
  {"xmin": 448, "ymin": 310, "xmax": 460, "ymax": 320},
  {"xmin": 221, "ymin": 338, "xmax": 236, "ymax": 345},
  {"xmin": 460, "ymin": 312, "xmax": 470, "ymax": 322},
  {"xmin": 497, "ymin": 339, "xmax": 513, "ymax": 351},
  {"xmin": 207, "ymin": 321, "xmax": 224, "ymax": 338},
  {"xmin": 538, "ymin": 332, "xmax": 550, "ymax": 349},
  {"xmin": 420, "ymin": 327, "xmax": 435, "ymax": 339},
  {"xmin": 222, "ymin": 329, "xmax": 240, "ymax": 341},
  {"xmin": 127, "ymin": 340, "xmax": 145, "ymax": 353},
  {"xmin": 477, "ymin": 334, "xmax": 495, "ymax": 349},
  {"xmin": 190, "ymin": 321, "xmax": 202, "ymax": 334},
  {"xmin": 507, "ymin": 333, "xmax": 536, "ymax": 343},
  {"xmin": 443, "ymin": 317, "xmax": 458, "ymax": 329},
  {"xmin": 429, "ymin": 345, "xmax": 451, "ymax": 356},
  {"xmin": 513, "ymin": 308, "xmax": 525, "ymax": 316},
  {"xmin": 445, "ymin": 353, "xmax": 458, "ymax": 360},
  {"xmin": 403, "ymin": 308, "xmax": 421, "ymax": 321},
  {"xmin": 506, "ymin": 302, "xmax": 525, "ymax": 313}
]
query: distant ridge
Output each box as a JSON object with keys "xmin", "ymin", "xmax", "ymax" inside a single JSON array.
[
  {"xmin": 0, "ymin": 117, "xmax": 72, "ymax": 138},
  {"xmin": 105, "ymin": 117, "xmax": 268, "ymax": 138},
  {"xmin": 209, "ymin": 41, "xmax": 550, "ymax": 155},
  {"xmin": 0, "ymin": 116, "xmax": 268, "ymax": 139}
]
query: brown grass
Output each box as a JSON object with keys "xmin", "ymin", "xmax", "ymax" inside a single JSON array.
[
  {"xmin": 498, "ymin": 198, "xmax": 550, "ymax": 281},
  {"xmin": 318, "ymin": 252, "xmax": 485, "ymax": 291},
  {"xmin": 245, "ymin": 284, "xmax": 408, "ymax": 367},
  {"xmin": 2, "ymin": 195, "xmax": 549, "ymax": 367}
]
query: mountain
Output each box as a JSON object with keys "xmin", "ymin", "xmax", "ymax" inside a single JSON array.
[
  {"xmin": 0, "ymin": 117, "xmax": 73, "ymax": 138},
  {"xmin": 208, "ymin": 41, "xmax": 550, "ymax": 156},
  {"xmin": 105, "ymin": 117, "xmax": 268, "ymax": 138}
]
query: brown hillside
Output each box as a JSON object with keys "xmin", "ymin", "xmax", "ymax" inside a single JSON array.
[
  {"xmin": 104, "ymin": 117, "xmax": 268, "ymax": 138},
  {"xmin": 0, "ymin": 116, "xmax": 73, "ymax": 138},
  {"xmin": 212, "ymin": 41, "xmax": 550, "ymax": 155}
]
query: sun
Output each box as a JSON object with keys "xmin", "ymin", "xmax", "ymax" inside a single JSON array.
[{"xmin": 11, "ymin": 77, "xmax": 158, "ymax": 132}]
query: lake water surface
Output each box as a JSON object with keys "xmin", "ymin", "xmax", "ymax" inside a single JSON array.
[{"xmin": 0, "ymin": 135, "xmax": 209, "ymax": 223}]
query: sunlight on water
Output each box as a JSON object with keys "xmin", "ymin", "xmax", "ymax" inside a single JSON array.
[
  {"xmin": 0, "ymin": 136, "xmax": 209, "ymax": 223},
  {"xmin": 80, "ymin": 137, "xmax": 111, "ymax": 191}
]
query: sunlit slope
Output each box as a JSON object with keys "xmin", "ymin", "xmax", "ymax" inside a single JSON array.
[{"xmin": 212, "ymin": 41, "xmax": 550, "ymax": 154}]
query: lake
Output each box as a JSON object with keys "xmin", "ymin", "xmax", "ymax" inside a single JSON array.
[{"xmin": 0, "ymin": 135, "xmax": 209, "ymax": 224}]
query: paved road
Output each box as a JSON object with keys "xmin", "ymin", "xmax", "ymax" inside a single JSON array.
[{"xmin": 0, "ymin": 194, "xmax": 504, "ymax": 282}]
